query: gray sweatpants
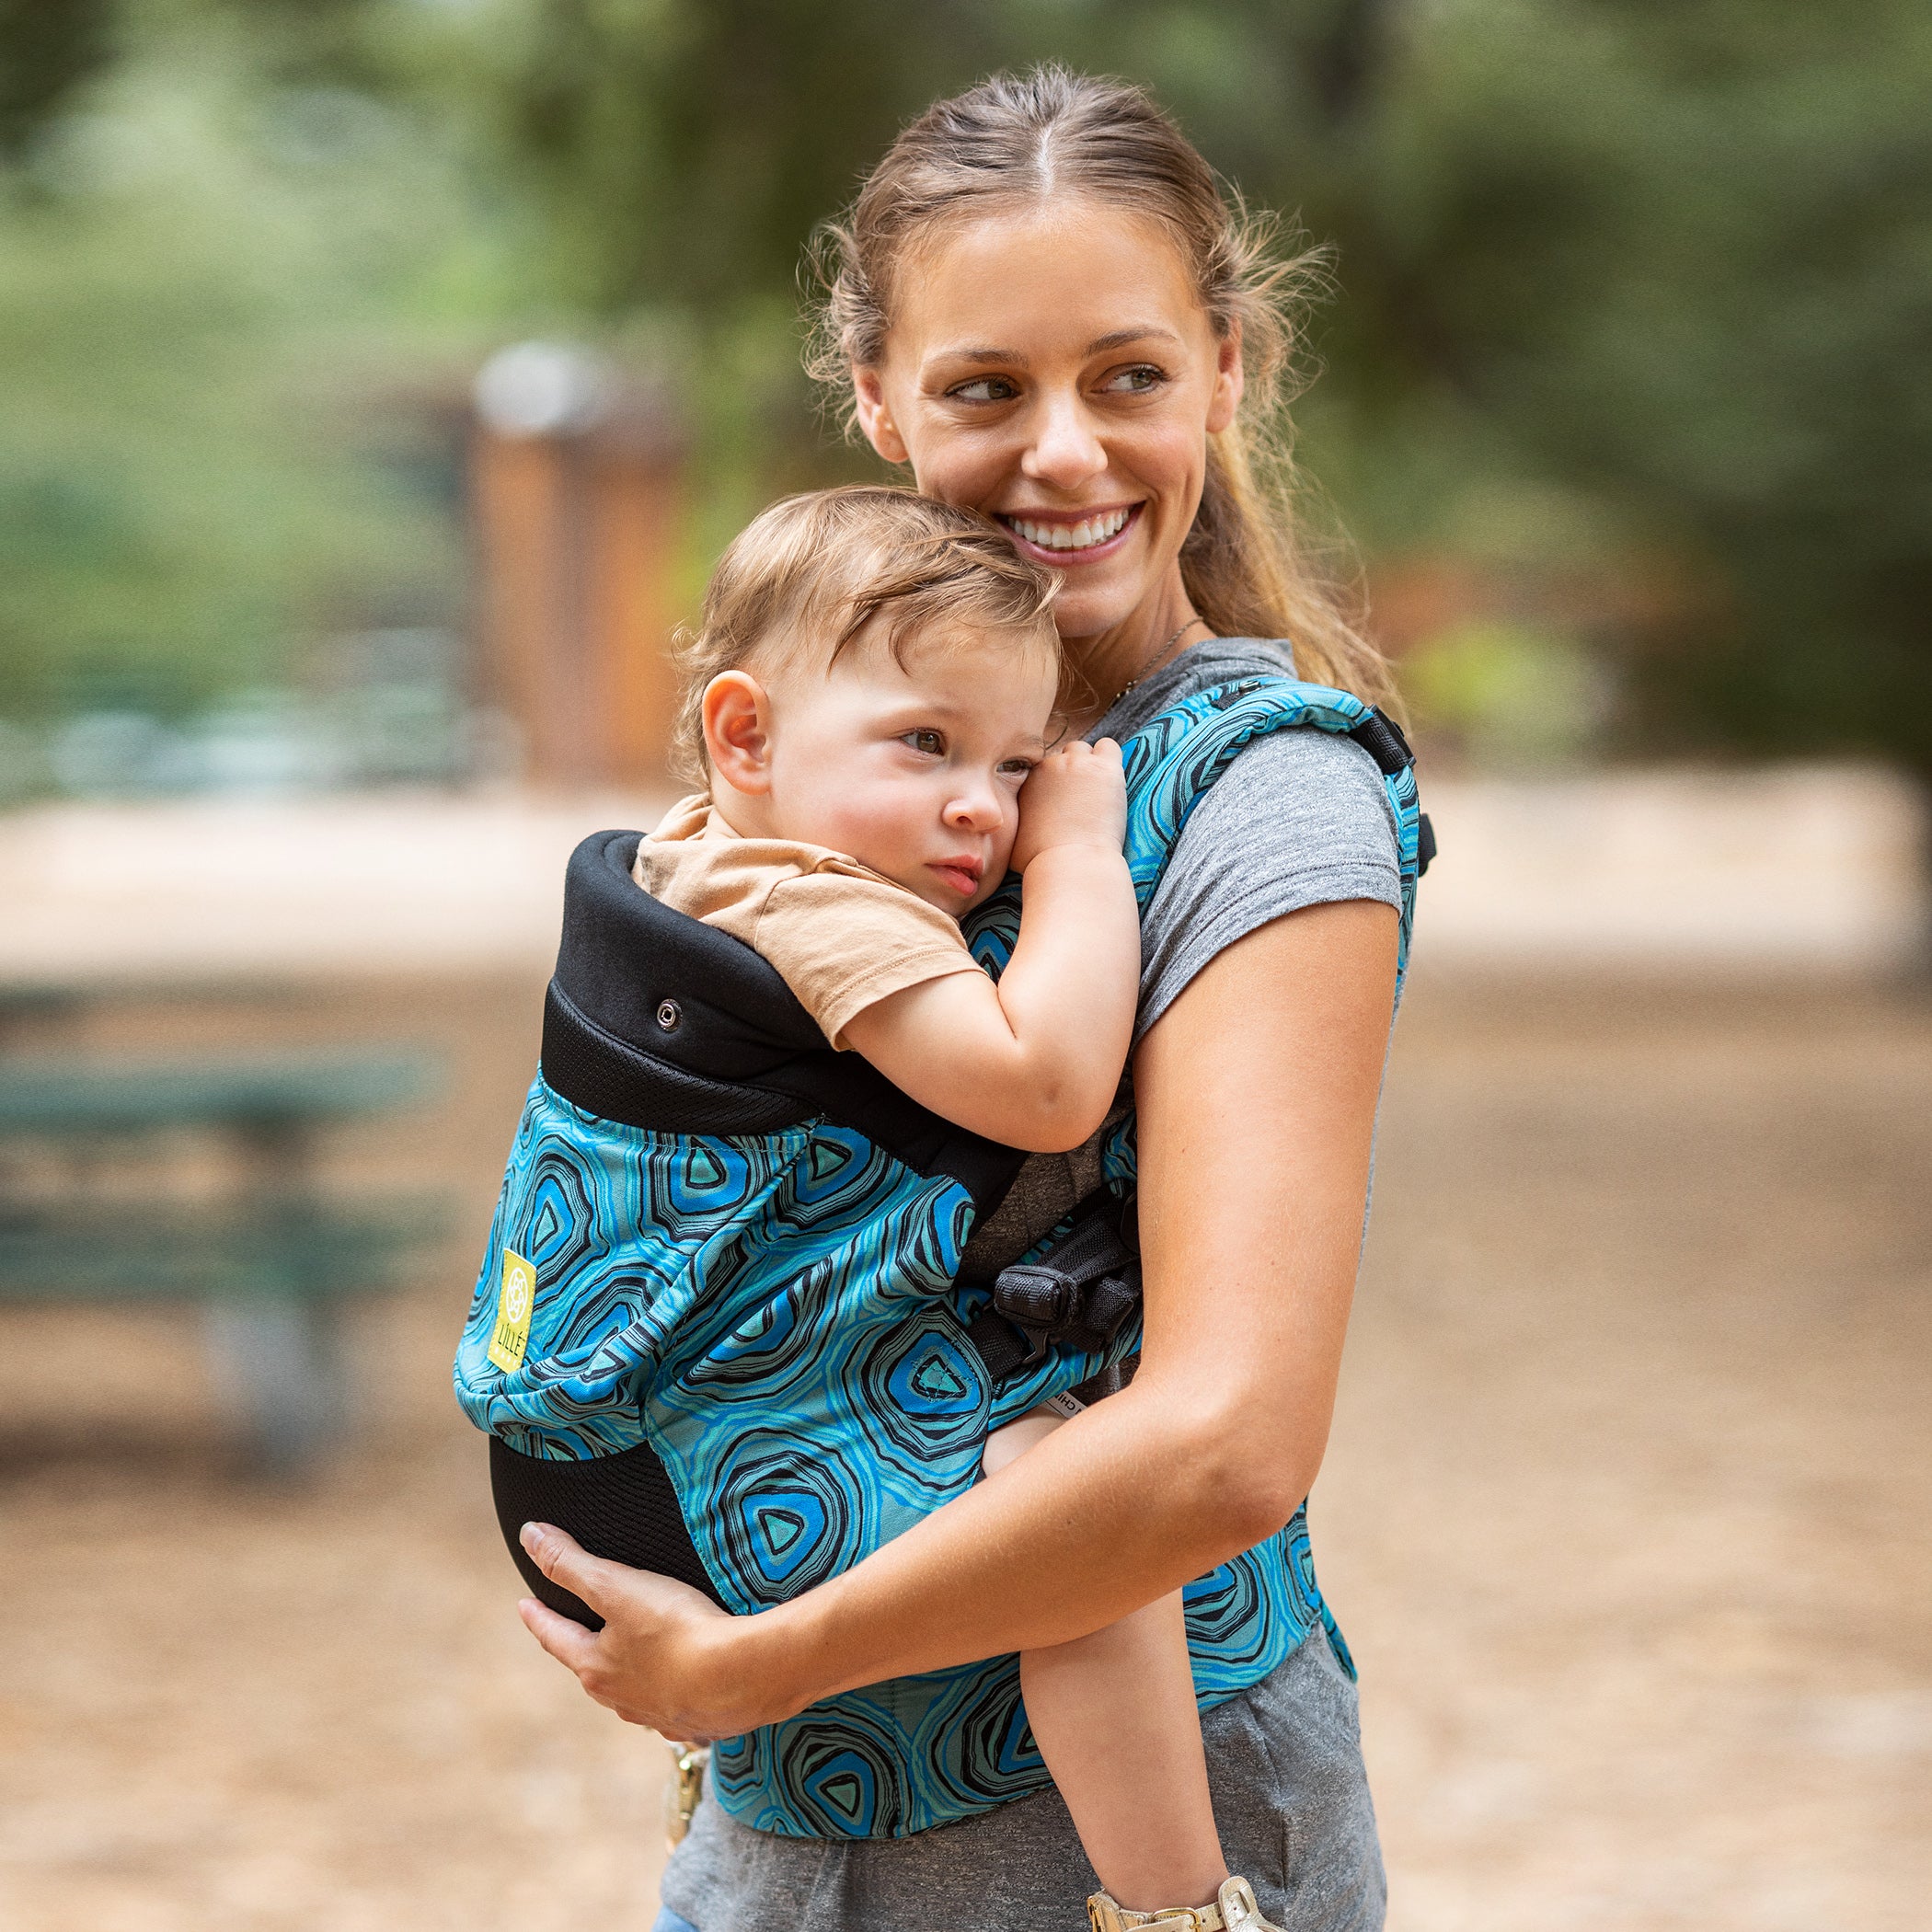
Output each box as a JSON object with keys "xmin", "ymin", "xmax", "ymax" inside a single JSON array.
[{"xmin": 658, "ymin": 1627, "xmax": 1386, "ymax": 1932}]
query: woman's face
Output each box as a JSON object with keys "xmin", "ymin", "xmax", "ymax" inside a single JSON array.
[{"xmin": 852, "ymin": 203, "xmax": 1242, "ymax": 646}]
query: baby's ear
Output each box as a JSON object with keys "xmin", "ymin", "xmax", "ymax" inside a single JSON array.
[{"xmin": 702, "ymin": 671, "xmax": 775, "ymax": 793}]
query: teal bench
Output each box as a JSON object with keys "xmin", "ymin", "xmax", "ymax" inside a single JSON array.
[{"xmin": 0, "ymin": 1048, "xmax": 449, "ymax": 1469}]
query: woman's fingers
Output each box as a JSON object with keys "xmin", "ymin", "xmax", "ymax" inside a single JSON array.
[
  {"xmin": 516, "ymin": 1597, "xmax": 638, "ymax": 1719},
  {"xmin": 516, "ymin": 1594, "xmax": 602, "ymax": 1676},
  {"xmin": 509, "ymin": 1524, "xmax": 765, "ymax": 1737},
  {"xmin": 518, "ymin": 1520, "xmax": 628, "ymax": 1616}
]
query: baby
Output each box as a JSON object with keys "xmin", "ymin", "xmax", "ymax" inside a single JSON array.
[{"xmin": 637, "ymin": 485, "xmax": 1274, "ymax": 1932}]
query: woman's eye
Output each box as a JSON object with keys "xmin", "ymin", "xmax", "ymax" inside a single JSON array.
[
  {"xmin": 1100, "ymin": 364, "xmax": 1164, "ymax": 395},
  {"xmin": 947, "ymin": 375, "xmax": 1020, "ymax": 404},
  {"xmin": 903, "ymin": 730, "xmax": 945, "ymax": 755}
]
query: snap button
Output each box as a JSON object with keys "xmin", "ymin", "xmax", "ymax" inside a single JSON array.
[{"xmin": 655, "ymin": 999, "xmax": 681, "ymax": 1031}]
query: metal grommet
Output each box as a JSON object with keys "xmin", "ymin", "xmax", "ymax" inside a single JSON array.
[{"xmin": 655, "ymin": 998, "xmax": 681, "ymax": 1031}]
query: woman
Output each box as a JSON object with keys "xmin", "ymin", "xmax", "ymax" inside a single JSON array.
[{"xmin": 518, "ymin": 66, "xmax": 1406, "ymax": 1932}]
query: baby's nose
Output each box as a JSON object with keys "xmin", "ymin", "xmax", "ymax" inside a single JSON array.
[{"xmin": 947, "ymin": 788, "xmax": 1001, "ymax": 830}]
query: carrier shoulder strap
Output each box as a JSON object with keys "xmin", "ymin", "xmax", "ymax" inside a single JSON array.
[
  {"xmin": 965, "ymin": 675, "xmax": 1430, "ymax": 992},
  {"xmin": 957, "ymin": 678, "xmax": 1431, "ymax": 1389}
]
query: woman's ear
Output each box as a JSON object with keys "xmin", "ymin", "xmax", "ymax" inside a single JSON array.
[
  {"xmin": 1206, "ymin": 322, "xmax": 1245, "ymax": 435},
  {"xmin": 852, "ymin": 365, "xmax": 911, "ymax": 466},
  {"xmin": 701, "ymin": 671, "xmax": 776, "ymax": 795}
]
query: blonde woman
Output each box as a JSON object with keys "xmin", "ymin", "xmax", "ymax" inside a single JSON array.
[{"xmin": 517, "ymin": 67, "xmax": 1406, "ymax": 1932}]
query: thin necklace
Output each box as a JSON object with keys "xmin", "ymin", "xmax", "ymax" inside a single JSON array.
[{"xmin": 1117, "ymin": 617, "xmax": 1202, "ymax": 700}]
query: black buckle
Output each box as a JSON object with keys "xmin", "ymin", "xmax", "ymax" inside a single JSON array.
[{"xmin": 988, "ymin": 1190, "xmax": 1141, "ymax": 1368}]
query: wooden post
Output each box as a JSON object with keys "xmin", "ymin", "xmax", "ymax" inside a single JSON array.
[
  {"xmin": 587, "ymin": 417, "xmax": 684, "ymax": 784},
  {"xmin": 469, "ymin": 348, "xmax": 683, "ymax": 788}
]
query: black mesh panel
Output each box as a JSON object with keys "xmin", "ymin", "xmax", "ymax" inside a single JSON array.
[{"xmin": 489, "ymin": 1433, "xmax": 725, "ymax": 1629}]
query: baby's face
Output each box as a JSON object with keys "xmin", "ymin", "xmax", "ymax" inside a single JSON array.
[{"xmin": 760, "ymin": 625, "xmax": 1059, "ymax": 915}]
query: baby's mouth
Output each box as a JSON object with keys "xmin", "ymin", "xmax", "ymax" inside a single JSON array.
[
  {"xmin": 929, "ymin": 858, "xmax": 983, "ymax": 897},
  {"xmin": 998, "ymin": 504, "xmax": 1138, "ymax": 558}
]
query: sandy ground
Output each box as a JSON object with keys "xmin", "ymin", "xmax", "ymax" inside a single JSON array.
[{"xmin": 0, "ymin": 966, "xmax": 1926, "ymax": 1931}]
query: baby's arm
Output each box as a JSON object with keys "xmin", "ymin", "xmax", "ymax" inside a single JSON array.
[{"xmin": 840, "ymin": 740, "xmax": 1138, "ymax": 1153}]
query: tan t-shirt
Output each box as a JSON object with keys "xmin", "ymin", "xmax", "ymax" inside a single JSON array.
[{"xmin": 632, "ymin": 796, "xmax": 986, "ymax": 1050}]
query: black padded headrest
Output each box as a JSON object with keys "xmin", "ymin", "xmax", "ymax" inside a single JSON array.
[
  {"xmin": 556, "ymin": 830, "xmax": 825, "ymax": 1078},
  {"xmin": 541, "ymin": 831, "xmax": 1025, "ymax": 1213}
]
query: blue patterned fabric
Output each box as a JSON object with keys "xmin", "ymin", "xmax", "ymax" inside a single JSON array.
[
  {"xmin": 967, "ymin": 675, "xmax": 1420, "ymax": 989},
  {"xmin": 454, "ymin": 678, "xmax": 1421, "ymax": 1839}
]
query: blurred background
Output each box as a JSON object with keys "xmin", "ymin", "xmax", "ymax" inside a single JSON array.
[{"xmin": 1, "ymin": 3, "xmax": 1927, "ymax": 1928}]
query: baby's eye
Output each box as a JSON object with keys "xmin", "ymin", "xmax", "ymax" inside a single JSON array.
[
  {"xmin": 996, "ymin": 757, "xmax": 1036, "ymax": 779},
  {"xmin": 903, "ymin": 729, "xmax": 945, "ymax": 755},
  {"xmin": 947, "ymin": 375, "xmax": 1020, "ymax": 405},
  {"xmin": 1100, "ymin": 364, "xmax": 1164, "ymax": 395}
]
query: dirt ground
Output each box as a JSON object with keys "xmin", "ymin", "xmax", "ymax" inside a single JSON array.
[{"xmin": 0, "ymin": 966, "xmax": 1926, "ymax": 1931}]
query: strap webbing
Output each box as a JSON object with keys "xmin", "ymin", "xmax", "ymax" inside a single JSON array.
[{"xmin": 963, "ymin": 1305, "xmax": 1033, "ymax": 1386}]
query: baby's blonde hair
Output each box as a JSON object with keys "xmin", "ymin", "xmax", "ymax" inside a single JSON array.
[{"xmin": 673, "ymin": 486, "xmax": 1062, "ymax": 783}]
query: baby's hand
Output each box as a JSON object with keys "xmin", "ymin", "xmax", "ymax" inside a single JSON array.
[{"xmin": 1011, "ymin": 738, "xmax": 1127, "ymax": 873}]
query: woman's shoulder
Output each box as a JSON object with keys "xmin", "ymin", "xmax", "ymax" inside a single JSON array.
[
  {"xmin": 1100, "ymin": 637, "xmax": 1399, "ymax": 857},
  {"xmin": 1095, "ymin": 638, "xmax": 1294, "ymax": 738},
  {"xmin": 1120, "ymin": 638, "xmax": 1404, "ymax": 1037}
]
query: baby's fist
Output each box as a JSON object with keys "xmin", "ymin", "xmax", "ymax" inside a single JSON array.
[{"xmin": 1012, "ymin": 738, "xmax": 1127, "ymax": 872}]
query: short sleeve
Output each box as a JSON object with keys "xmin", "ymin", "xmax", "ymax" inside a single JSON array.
[
  {"xmin": 754, "ymin": 871, "xmax": 984, "ymax": 1050},
  {"xmin": 1134, "ymin": 728, "xmax": 1401, "ymax": 1039}
]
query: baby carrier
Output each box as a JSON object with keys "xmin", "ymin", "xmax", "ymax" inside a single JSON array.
[{"xmin": 454, "ymin": 675, "xmax": 1429, "ymax": 1839}]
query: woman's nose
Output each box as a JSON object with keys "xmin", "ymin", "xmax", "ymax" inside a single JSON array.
[{"xmin": 1020, "ymin": 390, "xmax": 1107, "ymax": 490}]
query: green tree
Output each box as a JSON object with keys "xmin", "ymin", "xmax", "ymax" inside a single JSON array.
[
  {"xmin": 444, "ymin": 0, "xmax": 1932, "ymax": 769},
  {"xmin": 6, "ymin": 0, "xmax": 1926, "ymax": 776},
  {"xmin": 1323, "ymin": 0, "xmax": 1932, "ymax": 769},
  {"xmin": 0, "ymin": 1, "xmax": 503, "ymax": 717},
  {"xmin": 0, "ymin": 0, "xmax": 116, "ymax": 157}
]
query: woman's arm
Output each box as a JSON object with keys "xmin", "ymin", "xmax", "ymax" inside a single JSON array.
[{"xmin": 518, "ymin": 898, "xmax": 1398, "ymax": 1742}]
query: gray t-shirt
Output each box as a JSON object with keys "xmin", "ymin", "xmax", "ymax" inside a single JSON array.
[
  {"xmin": 1098, "ymin": 638, "xmax": 1401, "ymax": 1037},
  {"xmin": 960, "ymin": 638, "xmax": 1402, "ymax": 1276}
]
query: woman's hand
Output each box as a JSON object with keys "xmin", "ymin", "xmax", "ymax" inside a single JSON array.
[{"xmin": 515, "ymin": 1523, "xmax": 802, "ymax": 1742}]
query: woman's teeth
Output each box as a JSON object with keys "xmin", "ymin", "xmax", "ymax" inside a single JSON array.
[{"xmin": 1006, "ymin": 508, "xmax": 1132, "ymax": 552}]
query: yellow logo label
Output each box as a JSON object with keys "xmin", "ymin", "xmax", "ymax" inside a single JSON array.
[{"xmin": 487, "ymin": 1249, "xmax": 536, "ymax": 1374}]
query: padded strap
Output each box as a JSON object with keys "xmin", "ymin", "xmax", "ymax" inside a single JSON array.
[
  {"xmin": 967, "ymin": 675, "xmax": 1431, "ymax": 987},
  {"xmin": 1345, "ymin": 707, "xmax": 1416, "ymax": 776}
]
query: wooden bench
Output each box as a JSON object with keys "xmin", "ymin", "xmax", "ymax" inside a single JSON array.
[{"xmin": 0, "ymin": 1048, "xmax": 450, "ymax": 1469}]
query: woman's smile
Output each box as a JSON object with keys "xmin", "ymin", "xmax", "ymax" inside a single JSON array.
[{"xmin": 997, "ymin": 502, "xmax": 1142, "ymax": 564}]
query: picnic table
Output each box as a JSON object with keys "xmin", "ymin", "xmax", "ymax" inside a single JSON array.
[{"xmin": 0, "ymin": 1045, "xmax": 449, "ymax": 1469}]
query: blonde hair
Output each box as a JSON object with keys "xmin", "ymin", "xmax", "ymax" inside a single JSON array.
[
  {"xmin": 806, "ymin": 63, "xmax": 1396, "ymax": 711},
  {"xmin": 673, "ymin": 485, "xmax": 1061, "ymax": 782}
]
